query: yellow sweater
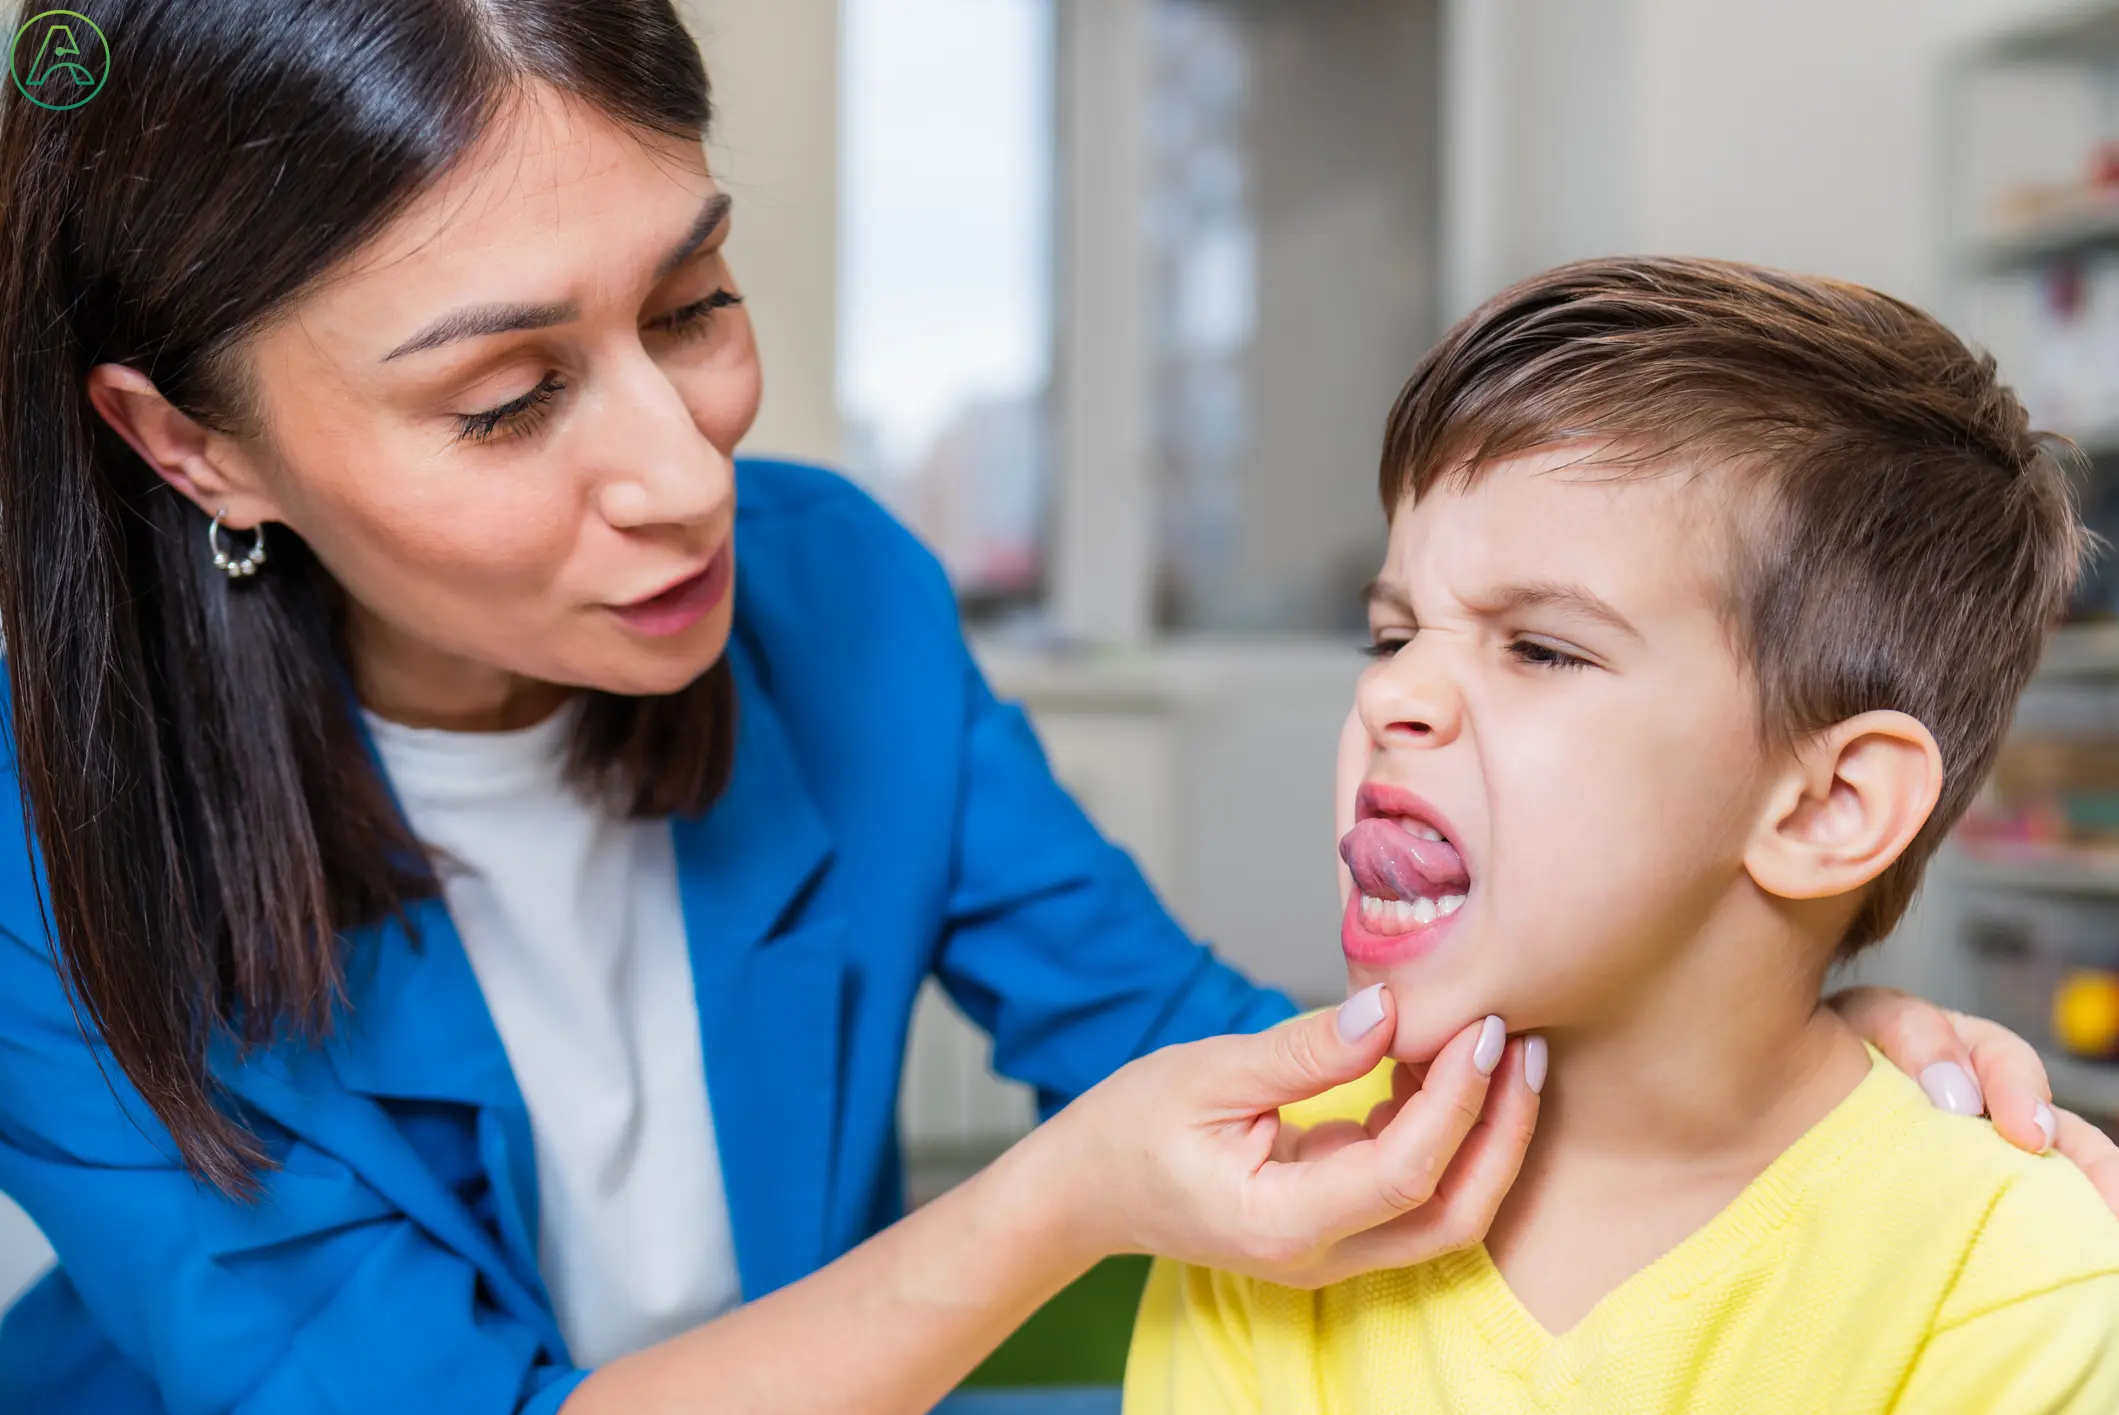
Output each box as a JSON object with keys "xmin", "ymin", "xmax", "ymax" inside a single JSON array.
[{"xmin": 1125, "ymin": 1049, "xmax": 2119, "ymax": 1414}]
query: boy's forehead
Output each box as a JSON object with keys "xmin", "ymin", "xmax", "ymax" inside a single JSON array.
[{"xmin": 1383, "ymin": 450, "xmax": 1736, "ymax": 615}]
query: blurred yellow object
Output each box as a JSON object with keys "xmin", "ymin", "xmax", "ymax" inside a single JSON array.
[{"xmin": 2052, "ymin": 969, "xmax": 2119, "ymax": 1059}]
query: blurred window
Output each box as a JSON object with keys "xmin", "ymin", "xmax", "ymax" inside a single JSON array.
[
  {"xmin": 1147, "ymin": 0, "xmax": 1440, "ymax": 633},
  {"xmin": 837, "ymin": 0, "xmax": 1055, "ymax": 618}
]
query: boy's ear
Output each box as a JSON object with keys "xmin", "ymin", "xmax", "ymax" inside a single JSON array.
[
  {"xmin": 84, "ymin": 364, "xmax": 282, "ymax": 527},
  {"xmin": 1745, "ymin": 710, "xmax": 1943, "ymax": 903}
]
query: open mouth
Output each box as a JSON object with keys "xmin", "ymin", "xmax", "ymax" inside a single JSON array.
[
  {"xmin": 611, "ymin": 547, "xmax": 732, "ymax": 638},
  {"xmin": 1340, "ymin": 785, "xmax": 1471, "ymax": 938}
]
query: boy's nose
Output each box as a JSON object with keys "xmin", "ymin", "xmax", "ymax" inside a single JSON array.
[{"xmin": 1358, "ymin": 649, "xmax": 1461, "ymax": 748}]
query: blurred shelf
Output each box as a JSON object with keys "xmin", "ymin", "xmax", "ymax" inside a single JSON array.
[
  {"xmin": 1976, "ymin": 200, "xmax": 2119, "ymax": 274},
  {"xmin": 2044, "ymin": 1050, "xmax": 2119, "ymax": 1117},
  {"xmin": 2035, "ymin": 622, "xmax": 2119, "ymax": 680},
  {"xmin": 2057, "ymin": 418, "xmax": 2119, "ymax": 459},
  {"xmin": 1956, "ymin": 851, "xmax": 2119, "ymax": 894},
  {"xmin": 1969, "ymin": 2, "xmax": 2119, "ymax": 66}
]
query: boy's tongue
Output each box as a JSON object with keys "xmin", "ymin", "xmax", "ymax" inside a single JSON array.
[{"xmin": 1339, "ymin": 816, "xmax": 1469, "ymax": 901}]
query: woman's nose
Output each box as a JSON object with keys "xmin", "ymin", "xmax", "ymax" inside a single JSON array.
[
  {"xmin": 1356, "ymin": 640, "xmax": 1463, "ymax": 748},
  {"xmin": 595, "ymin": 365, "xmax": 732, "ymax": 532}
]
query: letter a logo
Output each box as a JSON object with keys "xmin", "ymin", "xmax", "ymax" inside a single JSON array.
[{"xmin": 9, "ymin": 11, "xmax": 110, "ymax": 111}]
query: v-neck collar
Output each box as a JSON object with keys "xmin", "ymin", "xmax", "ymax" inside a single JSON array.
[{"xmin": 1448, "ymin": 1046, "xmax": 1916, "ymax": 1398}]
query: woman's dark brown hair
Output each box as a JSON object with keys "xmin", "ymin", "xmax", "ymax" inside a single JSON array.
[{"xmin": 0, "ymin": 0, "xmax": 735, "ymax": 1194}]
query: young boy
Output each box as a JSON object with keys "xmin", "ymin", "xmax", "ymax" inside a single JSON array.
[{"xmin": 1123, "ymin": 257, "xmax": 2119, "ymax": 1412}]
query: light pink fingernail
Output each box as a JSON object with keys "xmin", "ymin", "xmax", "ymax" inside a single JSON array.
[
  {"xmin": 1524, "ymin": 1036, "xmax": 1548, "ymax": 1095},
  {"xmin": 1918, "ymin": 1062, "xmax": 1984, "ymax": 1117},
  {"xmin": 2035, "ymin": 1102, "xmax": 2058, "ymax": 1152},
  {"xmin": 1336, "ymin": 983, "xmax": 1388, "ymax": 1044},
  {"xmin": 1473, "ymin": 1015, "xmax": 1506, "ymax": 1076}
]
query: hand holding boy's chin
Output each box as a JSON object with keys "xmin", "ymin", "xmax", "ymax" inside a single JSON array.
[{"xmin": 1352, "ymin": 969, "xmax": 1514, "ymax": 1065}]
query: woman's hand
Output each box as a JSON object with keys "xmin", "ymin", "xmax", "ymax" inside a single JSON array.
[
  {"xmin": 571, "ymin": 994, "xmax": 1536, "ymax": 1415},
  {"xmin": 1831, "ymin": 985, "xmax": 2119, "ymax": 1211},
  {"xmin": 1028, "ymin": 985, "xmax": 1543, "ymax": 1290}
]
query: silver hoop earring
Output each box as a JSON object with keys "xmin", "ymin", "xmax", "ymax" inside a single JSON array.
[{"xmin": 207, "ymin": 509, "xmax": 267, "ymax": 580}]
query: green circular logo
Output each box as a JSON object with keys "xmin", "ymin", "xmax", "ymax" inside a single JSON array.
[{"xmin": 10, "ymin": 10, "xmax": 109, "ymax": 111}]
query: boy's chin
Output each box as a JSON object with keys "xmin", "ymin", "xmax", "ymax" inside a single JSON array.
[{"xmin": 1370, "ymin": 977, "xmax": 1506, "ymax": 1065}]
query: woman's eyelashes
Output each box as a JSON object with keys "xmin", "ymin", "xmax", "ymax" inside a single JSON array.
[
  {"xmin": 649, "ymin": 287, "xmax": 743, "ymax": 341},
  {"xmin": 456, "ymin": 373, "xmax": 567, "ymax": 444}
]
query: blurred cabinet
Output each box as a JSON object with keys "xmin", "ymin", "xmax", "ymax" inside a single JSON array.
[
  {"xmin": 1938, "ymin": 4, "xmax": 2119, "ymax": 1125},
  {"xmin": 1945, "ymin": 652, "xmax": 2119, "ymax": 1120}
]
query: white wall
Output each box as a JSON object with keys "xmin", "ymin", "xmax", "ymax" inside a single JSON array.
[
  {"xmin": 1445, "ymin": 0, "xmax": 2085, "ymax": 321},
  {"xmin": 680, "ymin": 0, "xmax": 844, "ymax": 466}
]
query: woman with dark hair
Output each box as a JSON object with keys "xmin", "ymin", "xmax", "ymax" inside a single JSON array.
[{"xmin": 0, "ymin": 2, "xmax": 2099, "ymax": 1412}]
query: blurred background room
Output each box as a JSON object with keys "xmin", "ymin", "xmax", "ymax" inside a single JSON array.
[
  {"xmin": 813, "ymin": 0, "xmax": 2119, "ymax": 1204},
  {"xmin": 12, "ymin": 0, "xmax": 2119, "ymax": 1403}
]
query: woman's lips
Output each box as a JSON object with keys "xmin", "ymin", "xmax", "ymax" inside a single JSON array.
[{"xmin": 611, "ymin": 548, "xmax": 732, "ymax": 637}]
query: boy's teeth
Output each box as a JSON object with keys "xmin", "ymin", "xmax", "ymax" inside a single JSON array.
[{"xmin": 1358, "ymin": 891, "xmax": 1468, "ymax": 931}]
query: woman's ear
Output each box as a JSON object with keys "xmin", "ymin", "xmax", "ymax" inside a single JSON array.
[
  {"xmin": 1745, "ymin": 710, "xmax": 1944, "ymax": 902},
  {"xmin": 83, "ymin": 364, "xmax": 281, "ymax": 526}
]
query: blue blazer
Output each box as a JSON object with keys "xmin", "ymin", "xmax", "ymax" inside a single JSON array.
[{"xmin": 0, "ymin": 461, "xmax": 1296, "ymax": 1414}]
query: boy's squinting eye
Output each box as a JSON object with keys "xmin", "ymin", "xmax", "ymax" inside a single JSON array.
[
  {"xmin": 1363, "ymin": 634, "xmax": 1411, "ymax": 662},
  {"xmin": 1510, "ymin": 637, "xmax": 1590, "ymax": 671}
]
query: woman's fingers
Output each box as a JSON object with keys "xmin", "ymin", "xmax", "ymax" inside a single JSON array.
[
  {"xmin": 1272, "ymin": 1037, "xmax": 1542, "ymax": 1288},
  {"xmin": 1215, "ymin": 984, "xmax": 1399, "ymax": 1117},
  {"xmin": 1444, "ymin": 1036, "xmax": 1543, "ymax": 1222},
  {"xmin": 1364, "ymin": 1016, "xmax": 1507, "ymax": 1211},
  {"xmin": 1951, "ymin": 1008, "xmax": 2058, "ymax": 1154},
  {"xmin": 1828, "ymin": 987, "xmax": 2071, "ymax": 1158},
  {"xmin": 1284, "ymin": 1119, "xmax": 1372, "ymax": 1164},
  {"xmin": 2052, "ymin": 1107, "xmax": 2119, "ymax": 1216},
  {"xmin": 1829, "ymin": 986, "xmax": 1986, "ymax": 1117},
  {"xmin": 1343, "ymin": 1037, "xmax": 1542, "ymax": 1272},
  {"xmin": 1250, "ymin": 1015, "xmax": 1498, "ymax": 1250}
]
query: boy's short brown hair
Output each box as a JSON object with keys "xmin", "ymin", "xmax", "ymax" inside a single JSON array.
[{"xmin": 1379, "ymin": 256, "xmax": 2088, "ymax": 952}]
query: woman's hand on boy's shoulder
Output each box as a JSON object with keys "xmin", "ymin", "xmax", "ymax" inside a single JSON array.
[{"xmin": 1831, "ymin": 985, "xmax": 2119, "ymax": 1213}]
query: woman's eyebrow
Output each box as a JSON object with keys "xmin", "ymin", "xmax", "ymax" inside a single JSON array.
[
  {"xmin": 380, "ymin": 194, "xmax": 733, "ymax": 363},
  {"xmin": 653, "ymin": 191, "xmax": 733, "ymax": 281},
  {"xmin": 383, "ymin": 300, "xmax": 577, "ymax": 361}
]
